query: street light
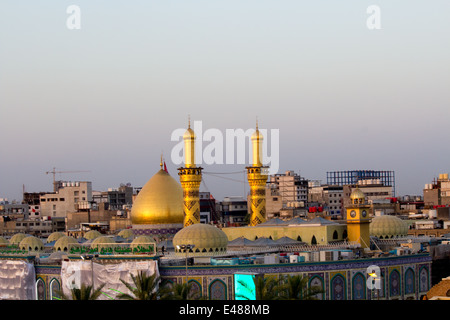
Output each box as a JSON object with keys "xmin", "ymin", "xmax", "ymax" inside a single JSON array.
[{"xmin": 176, "ymin": 244, "xmax": 195, "ymax": 284}]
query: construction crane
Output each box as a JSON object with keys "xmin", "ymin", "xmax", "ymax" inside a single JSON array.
[{"xmin": 46, "ymin": 167, "xmax": 91, "ymax": 192}]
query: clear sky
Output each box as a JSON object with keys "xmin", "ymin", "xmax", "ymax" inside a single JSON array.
[{"xmin": 1, "ymin": 1, "xmax": 449, "ymax": 201}]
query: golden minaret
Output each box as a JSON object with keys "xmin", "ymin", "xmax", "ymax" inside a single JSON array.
[
  {"xmin": 178, "ymin": 118, "xmax": 203, "ymax": 227},
  {"xmin": 246, "ymin": 120, "xmax": 269, "ymax": 226}
]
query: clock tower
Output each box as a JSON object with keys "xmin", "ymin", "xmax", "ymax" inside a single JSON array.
[{"xmin": 346, "ymin": 187, "xmax": 371, "ymax": 248}]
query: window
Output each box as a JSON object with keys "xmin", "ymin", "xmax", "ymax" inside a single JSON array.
[
  {"xmin": 74, "ymin": 191, "xmax": 79, "ymax": 196},
  {"xmin": 59, "ymin": 198, "xmax": 65, "ymax": 201}
]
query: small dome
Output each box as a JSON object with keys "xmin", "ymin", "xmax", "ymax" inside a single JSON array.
[
  {"xmin": 84, "ymin": 230, "xmax": 102, "ymax": 240},
  {"xmin": 54, "ymin": 236, "xmax": 80, "ymax": 252},
  {"xmin": 251, "ymin": 127, "xmax": 263, "ymax": 141},
  {"xmin": 118, "ymin": 229, "xmax": 134, "ymax": 239},
  {"xmin": 131, "ymin": 169, "xmax": 184, "ymax": 225},
  {"xmin": 47, "ymin": 232, "xmax": 66, "ymax": 243},
  {"xmin": 173, "ymin": 224, "xmax": 228, "ymax": 254},
  {"xmin": 0, "ymin": 236, "xmax": 9, "ymax": 246},
  {"xmin": 10, "ymin": 233, "xmax": 30, "ymax": 246},
  {"xmin": 183, "ymin": 127, "xmax": 196, "ymax": 140},
  {"xmin": 370, "ymin": 215, "xmax": 408, "ymax": 239},
  {"xmin": 350, "ymin": 188, "xmax": 366, "ymax": 204},
  {"xmin": 130, "ymin": 236, "xmax": 155, "ymax": 252},
  {"xmin": 91, "ymin": 236, "xmax": 116, "ymax": 250},
  {"xmin": 19, "ymin": 236, "xmax": 44, "ymax": 252}
]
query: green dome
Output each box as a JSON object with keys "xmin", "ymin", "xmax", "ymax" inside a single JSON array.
[
  {"xmin": 118, "ymin": 229, "xmax": 134, "ymax": 239},
  {"xmin": 173, "ymin": 224, "xmax": 228, "ymax": 254},
  {"xmin": 91, "ymin": 236, "xmax": 116, "ymax": 249},
  {"xmin": 370, "ymin": 215, "xmax": 408, "ymax": 239},
  {"xmin": 10, "ymin": 233, "xmax": 30, "ymax": 246},
  {"xmin": 47, "ymin": 232, "xmax": 66, "ymax": 243},
  {"xmin": 54, "ymin": 236, "xmax": 80, "ymax": 252},
  {"xmin": 19, "ymin": 236, "xmax": 44, "ymax": 252},
  {"xmin": 84, "ymin": 230, "xmax": 102, "ymax": 240}
]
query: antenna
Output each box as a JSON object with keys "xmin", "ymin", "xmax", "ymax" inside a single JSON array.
[{"xmin": 45, "ymin": 167, "xmax": 91, "ymax": 192}]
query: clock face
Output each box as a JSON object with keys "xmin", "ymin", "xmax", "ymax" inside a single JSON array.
[
  {"xmin": 362, "ymin": 210, "xmax": 367, "ymax": 217},
  {"xmin": 350, "ymin": 210, "xmax": 356, "ymax": 218}
]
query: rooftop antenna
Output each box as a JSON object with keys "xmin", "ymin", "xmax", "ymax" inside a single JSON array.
[{"xmin": 45, "ymin": 167, "xmax": 91, "ymax": 192}]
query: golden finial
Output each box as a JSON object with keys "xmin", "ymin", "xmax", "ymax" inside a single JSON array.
[
  {"xmin": 188, "ymin": 115, "xmax": 191, "ymax": 129},
  {"xmin": 256, "ymin": 116, "xmax": 258, "ymax": 130},
  {"xmin": 160, "ymin": 153, "xmax": 163, "ymax": 169}
]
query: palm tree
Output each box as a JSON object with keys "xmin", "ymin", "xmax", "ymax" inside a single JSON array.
[
  {"xmin": 254, "ymin": 276, "xmax": 279, "ymax": 300},
  {"xmin": 57, "ymin": 283, "xmax": 105, "ymax": 300},
  {"xmin": 235, "ymin": 275, "xmax": 279, "ymax": 300},
  {"xmin": 278, "ymin": 274, "xmax": 323, "ymax": 300},
  {"xmin": 160, "ymin": 281, "xmax": 199, "ymax": 300},
  {"xmin": 117, "ymin": 270, "xmax": 161, "ymax": 300}
]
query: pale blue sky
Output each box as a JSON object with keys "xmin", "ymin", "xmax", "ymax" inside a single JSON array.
[{"xmin": 1, "ymin": 1, "xmax": 449, "ymax": 201}]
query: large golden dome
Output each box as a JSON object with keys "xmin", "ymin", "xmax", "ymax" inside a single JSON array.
[{"xmin": 131, "ymin": 169, "xmax": 184, "ymax": 225}]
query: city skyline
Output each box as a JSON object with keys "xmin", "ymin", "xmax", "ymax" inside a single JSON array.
[{"xmin": 1, "ymin": 1, "xmax": 449, "ymax": 201}]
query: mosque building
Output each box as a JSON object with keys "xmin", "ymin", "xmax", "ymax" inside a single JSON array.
[{"xmin": 0, "ymin": 120, "xmax": 439, "ymax": 301}]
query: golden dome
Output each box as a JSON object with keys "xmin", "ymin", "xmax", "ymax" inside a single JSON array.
[
  {"xmin": 370, "ymin": 215, "xmax": 408, "ymax": 239},
  {"xmin": 173, "ymin": 224, "xmax": 228, "ymax": 254},
  {"xmin": 350, "ymin": 188, "xmax": 366, "ymax": 203},
  {"xmin": 131, "ymin": 169, "xmax": 184, "ymax": 225}
]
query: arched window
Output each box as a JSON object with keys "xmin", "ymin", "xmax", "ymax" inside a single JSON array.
[
  {"xmin": 331, "ymin": 274, "xmax": 346, "ymax": 300},
  {"xmin": 352, "ymin": 273, "xmax": 366, "ymax": 300},
  {"xmin": 49, "ymin": 279, "xmax": 61, "ymax": 300},
  {"xmin": 342, "ymin": 230, "xmax": 347, "ymax": 240},
  {"xmin": 389, "ymin": 270, "xmax": 401, "ymax": 297},
  {"xmin": 36, "ymin": 278, "xmax": 46, "ymax": 300},
  {"xmin": 405, "ymin": 268, "xmax": 415, "ymax": 295},
  {"xmin": 297, "ymin": 236, "xmax": 302, "ymax": 242},
  {"xmin": 311, "ymin": 235, "xmax": 317, "ymax": 245},
  {"xmin": 209, "ymin": 279, "xmax": 227, "ymax": 300},
  {"xmin": 332, "ymin": 230, "xmax": 338, "ymax": 240},
  {"xmin": 309, "ymin": 275, "xmax": 324, "ymax": 300}
]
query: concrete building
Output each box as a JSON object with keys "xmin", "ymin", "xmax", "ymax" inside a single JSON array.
[
  {"xmin": 424, "ymin": 173, "xmax": 450, "ymax": 207},
  {"xmin": 92, "ymin": 184, "xmax": 133, "ymax": 211},
  {"xmin": 39, "ymin": 181, "xmax": 92, "ymax": 218},
  {"xmin": 66, "ymin": 202, "xmax": 130, "ymax": 236},
  {"xmin": 265, "ymin": 171, "xmax": 308, "ymax": 219},
  {"xmin": 308, "ymin": 182, "xmax": 344, "ymax": 218},
  {"xmin": 342, "ymin": 179, "xmax": 393, "ymax": 215},
  {"xmin": 199, "ymin": 192, "xmax": 218, "ymax": 224},
  {"xmin": 219, "ymin": 196, "xmax": 248, "ymax": 227}
]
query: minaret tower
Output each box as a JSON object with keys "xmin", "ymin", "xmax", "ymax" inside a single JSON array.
[
  {"xmin": 346, "ymin": 187, "xmax": 371, "ymax": 248},
  {"xmin": 246, "ymin": 120, "xmax": 269, "ymax": 226},
  {"xmin": 178, "ymin": 118, "xmax": 203, "ymax": 227}
]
